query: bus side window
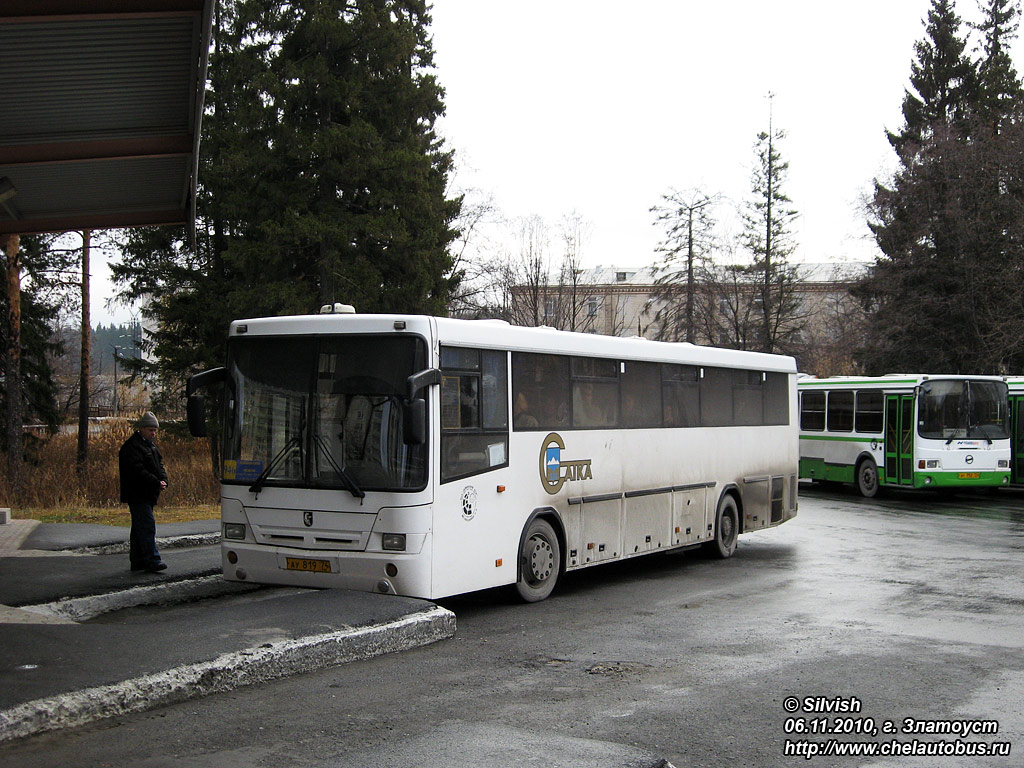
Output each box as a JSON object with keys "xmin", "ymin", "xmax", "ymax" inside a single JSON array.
[
  {"xmin": 700, "ymin": 367, "xmax": 734, "ymax": 426},
  {"xmin": 620, "ymin": 360, "xmax": 660, "ymax": 428},
  {"xmin": 801, "ymin": 391, "xmax": 826, "ymax": 431},
  {"xmin": 764, "ymin": 372, "xmax": 789, "ymax": 425},
  {"xmin": 571, "ymin": 356, "xmax": 619, "ymax": 429},
  {"xmin": 512, "ymin": 353, "xmax": 570, "ymax": 430},
  {"xmin": 827, "ymin": 391, "xmax": 854, "ymax": 432},
  {"xmin": 855, "ymin": 390, "xmax": 884, "ymax": 433},
  {"xmin": 440, "ymin": 347, "xmax": 509, "ymax": 483},
  {"xmin": 662, "ymin": 364, "xmax": 700, "ymax": 427}
]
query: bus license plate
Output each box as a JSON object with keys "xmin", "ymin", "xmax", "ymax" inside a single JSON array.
[
  {"xmin": 958, "ymin": 472, "xmax": 980, "ymax": 479},
  {"xmin": 285, "ymin": 557, "xmax": 332, "ymax": 573}
]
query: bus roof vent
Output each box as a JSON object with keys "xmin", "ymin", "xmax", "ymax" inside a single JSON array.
[{"xmin": 320, "ymin": 303, "xmax": 356, "ymax": 314}]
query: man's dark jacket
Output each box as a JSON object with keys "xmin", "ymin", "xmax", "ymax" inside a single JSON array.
[{"xmin": 119, "ymin": 431, "xmax": 168, "ymax": 504}]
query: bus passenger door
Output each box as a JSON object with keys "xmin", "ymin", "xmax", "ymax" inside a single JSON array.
[
  {"xmin": 884, "ymin": 394, "xmax": 914, "ymax": 487},
  {"xmin": 1012, "ymin": 396, "xmax": 1024, "ymax": 484}
]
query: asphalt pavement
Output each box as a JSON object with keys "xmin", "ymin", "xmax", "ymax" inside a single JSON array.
[{"xmin": 0, "ymin": 517, "xmax": 455, "ymax": 744}]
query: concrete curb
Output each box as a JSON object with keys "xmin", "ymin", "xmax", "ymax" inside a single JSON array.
[
  {"xmin": 19, "ymin": 574, "xmax": 261, "ymax": 622},
  {"xmin": 0, "ymin": 519, "xmax": 40, "ymax": 555},
  {"xmin": 0, "ymin": 604, "xmax": 456, "ymax": 743},
  {"xmin": 68, "ymin": 532, "xmax": 222, "ymax": 556}
]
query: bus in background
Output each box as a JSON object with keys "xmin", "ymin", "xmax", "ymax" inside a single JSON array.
[
  {"xmin": 798, "ymin": 375, "xmax": 1011, "ymax": 497},
  {"xmin": 187, "ymin": 306, "xmax": 799, "ymax": 602},
  {"xmin": 1006, "ymin": 378, "xmax": 1024, "ymax": 485}
]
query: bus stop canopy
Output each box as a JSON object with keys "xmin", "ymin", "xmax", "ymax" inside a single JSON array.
[{"xmin": 0, "ymin": 0, "xmax": 213, "ymax": 238}]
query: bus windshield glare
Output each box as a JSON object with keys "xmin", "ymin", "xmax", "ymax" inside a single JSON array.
[
  {"xmin": 223, "ymin": 335, "xmax": 427, "ymax": 491},
  {"xmin": 917, "ymin": 380, "xmax": 1010, "ymax": 441}
]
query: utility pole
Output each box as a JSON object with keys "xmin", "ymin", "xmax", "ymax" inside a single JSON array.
[{"xmin": 77, "ymin": 230, "xmax": 91, "ymax": 484}]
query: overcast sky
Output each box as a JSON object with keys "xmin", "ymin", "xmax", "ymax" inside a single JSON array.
[
  {"xmin": 429, "ymin": 0, "xmax": 1024, "ymax": 270},
  {"xmin": 93, "ymin": 0, "xmax": 1024, "ymax": 324}
]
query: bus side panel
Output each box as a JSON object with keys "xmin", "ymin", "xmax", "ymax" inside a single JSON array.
[
  {"xmin": 581, "ymin": 497, "xmax": 622, "ymax": 562},
  {"xmin": 557, "ymin": 426, "xmax": 797, "ymax": 556},
  {"xmin": 430, "ymin": 466, "xmax": 521, "ymax": 599},
  {"xmin": 672, "ymin": 487, "xmax": 707, "ymax": 545},
  {"xmin": 623, "ymin": 492, "xmax": 672, "ymax": 557}
]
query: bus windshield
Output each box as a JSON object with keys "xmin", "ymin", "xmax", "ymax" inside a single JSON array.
[
  {"xmin": 918, "ymin": 380, "xmax": 1010, "ymax": 441},
  {"xmin": 223, "ymin": 335, "xmax": 428, "ymax": 491}
]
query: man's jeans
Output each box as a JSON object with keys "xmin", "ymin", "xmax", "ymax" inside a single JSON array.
[{"xmin": 128, "ymin": 502, "xmax": 161, "ymax": 568}]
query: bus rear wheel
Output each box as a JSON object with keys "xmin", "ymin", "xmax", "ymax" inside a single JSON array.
[
  {"xmin": 856, "ymin": 458, "xmax": 879, "ymax": 498},
  {"xmin": 515, "ymin": 518, "xmax": 560, "ymax": 602},
  {"xmin": 707, "ymin": 494, "xmax": 739, "ymax": 559}
]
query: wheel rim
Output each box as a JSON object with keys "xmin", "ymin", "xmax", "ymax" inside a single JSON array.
[
  {"xmin": 861, "ymin": 464, "xmax": 877, "ymax": 492},
  {"xmin": 525, "ymin": 533, "xmax": 554, "ymax": 586},
  {"xmin": 720, "ymin": 507, "xmax": 736, "ymax": 547}
]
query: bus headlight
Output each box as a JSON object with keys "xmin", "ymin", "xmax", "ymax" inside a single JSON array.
[
  {"xmin": 382, "ymin": 533, "xmax": 406, "ymax": 551},
  {"xmin": 998, "ymin": 459, "xmax": 1010, "ymax": 468},
  {"xmin": 224, "ymin": 523, "xmax": 247, "ymax": 540}
]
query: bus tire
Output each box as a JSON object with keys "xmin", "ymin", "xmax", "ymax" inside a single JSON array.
[
  {"xmin": 856, "ymin": 458, "xmax": 879, "ymax": 498},
  {"xmin": 708, "ymin": 494, "xmax": 739, "ymax": 559},
  {"xmin": 516, "ymin": 518, "xmax": 560, "ymax": 602}
]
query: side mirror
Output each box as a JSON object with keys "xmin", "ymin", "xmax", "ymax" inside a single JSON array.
[
  {"xmin": 187, "ymin": 395, "xmax": 207, "ymax": 437},
  {"xmin": 403, "ymin": 398, "xmax": 426, "ymax": 445}
]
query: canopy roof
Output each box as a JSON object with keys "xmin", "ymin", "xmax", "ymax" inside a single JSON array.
[{"xmin": 0, "ymin": 1, "xmax": 213, "ymax": 237}]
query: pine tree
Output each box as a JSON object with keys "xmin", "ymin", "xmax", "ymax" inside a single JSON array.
[{"xmin": 0, "ymin": 235, "xmax": 64, "ymax": 434}]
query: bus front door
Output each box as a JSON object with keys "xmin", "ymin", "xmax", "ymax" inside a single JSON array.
[
  {"xmin": 884, "ymin": 394, "xmax": 914, "ymax": 487},
  {"xmin": 1012, "ymin": 396, "xmax": 1024, "ymax": 484}
]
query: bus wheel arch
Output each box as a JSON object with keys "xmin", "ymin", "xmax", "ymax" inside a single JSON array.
[
  {"xmin": 855, "ymin": 455, "xmax": 880, "ymax": 498},
  {"xmin": 515, "ymin": 510, "xmax": 564, "ymax": 603},
  {"xmin": 706, "ymin": 488, "xmax": 740, "ymax": 559}
]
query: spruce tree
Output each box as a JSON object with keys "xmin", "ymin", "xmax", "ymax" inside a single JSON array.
[
  {"xmin": 741, "ymin": 124, "xmax": 801, "ymax": 355},
  {"xmin": 860, "ymin": 0, "xmax": 1024, "ymax": 373},
  {"xmin": 888, "ymin": 0, "xmax": 976, "ymax": 156},
  {"xmin": 650, "ymin": 189, "xmax": 718, "ymax": 344},
  {"xmin": 973, "ymin": 0, "xmax": 1024, "ymax": 128},
  {"xmin": 110, "ymin": 0, "xmax": 462, "ymax": 402}
]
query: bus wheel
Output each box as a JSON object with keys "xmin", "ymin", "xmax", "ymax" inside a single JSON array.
[
  {"xmin": 516, "ymin": 518, "xmax": 560, "ymax": 602},
  {"xmin": 856, "ymin": 458, "xmax": 879, "ymax": 498},
  {"xmin": 708, "ymin": 494, "xmax": 739, "ymax": 559}
]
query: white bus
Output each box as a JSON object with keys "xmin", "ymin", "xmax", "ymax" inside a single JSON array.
[
  {"xmin": 187, "ymin": 308, "xmax": 799, "ymax": 601},
  {"xmin": 798, "ymin": 375, "xmax": 1011, "ymax": 497}
]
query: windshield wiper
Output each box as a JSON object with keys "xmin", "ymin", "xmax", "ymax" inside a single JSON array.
[
  {"xmin": 971, "ymin": 423, "xmax": 994, "ymax": 445},
  {"xmin": 314, "ymin": 434, "xmax": 366, "ymax": 501},
  {"xmin": 249, "ymin": 436, "xmax": 303, "ymax": 495}
]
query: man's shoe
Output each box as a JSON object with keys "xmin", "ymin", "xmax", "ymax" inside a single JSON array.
[{"xmin": 145, "ymin": 562, "xmax": 168, "ymax": 573}]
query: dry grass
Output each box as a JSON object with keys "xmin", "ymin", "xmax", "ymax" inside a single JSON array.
[
  {"xmin": 1, "ymin": 419, "xmax": 220, "ymax": 525},
  {"xmin": 14, "ymin": 505, "xmax": 219, "ymax": 526}
]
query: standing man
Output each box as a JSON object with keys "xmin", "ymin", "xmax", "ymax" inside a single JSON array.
[{"xmin": 119, "ymin": 411, "xmax": 169, "ymax": 573}]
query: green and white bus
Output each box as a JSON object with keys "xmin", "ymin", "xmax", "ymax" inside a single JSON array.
[
  {"xmin": 798, "ymin": 375, "xmax": 1011, "ymax": 497},
  {"xmin": 1006, "ymin": 378, "xmax": 1024, "ymax": 485},
  {"xmin": 186, "ymin": 307, "xmax": 800, "ymax": 602}
]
